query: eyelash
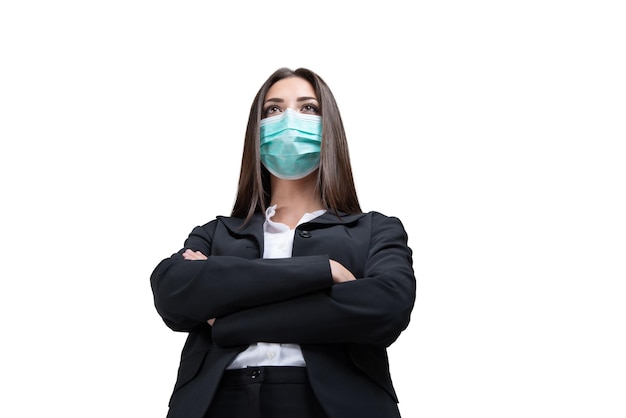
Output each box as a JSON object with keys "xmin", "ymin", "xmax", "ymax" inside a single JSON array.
[
  {"xmin": 302, "ymin": 103, "xmax": 320, "ymax": 113},
  {"xmin": 263, "ymin": 105, "xmax": 280, "ymax": 116}
]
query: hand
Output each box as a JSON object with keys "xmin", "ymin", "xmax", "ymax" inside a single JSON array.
[
  {"xmin": 182, "ymin": 249, "xmax": 208, "ymax": 260},
  {"xmin": 329, "ymin": 259, "xmax": 357, "ymax": 283}
]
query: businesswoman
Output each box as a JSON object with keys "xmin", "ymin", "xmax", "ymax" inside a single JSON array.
[{"xmin": 150, "ymin": 67, "xmax": 416, "ymax": 418}]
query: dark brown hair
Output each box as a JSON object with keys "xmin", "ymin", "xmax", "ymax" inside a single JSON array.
[{"xmin": 231, "ymin": 67, "xmax": 362, "ymax": 222}]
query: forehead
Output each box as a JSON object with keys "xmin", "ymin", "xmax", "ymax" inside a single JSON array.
[{"xmin": 265, "ymin": 77, "xmax": 317, "ymax": 99}]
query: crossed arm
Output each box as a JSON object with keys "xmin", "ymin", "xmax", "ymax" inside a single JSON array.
[
  {"xmin": 181, "ymin": 249, "xmax": 356, "ymax": 327},
  {"xmin": 151, "ymin": 215, "xmax": 415, "ymax": 347}
]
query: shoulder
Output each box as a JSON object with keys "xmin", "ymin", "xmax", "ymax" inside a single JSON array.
[
  {"xmin": 362, "ymin": 211, "xmax": 410, "ymax": 242},
  {"xmin": 193, "ymin": 213, "xmax": 265, "ymax": 237},
  {"xmin": 192, "ymin": 218, "xmax": 220, "ymax": 236},
  {"xmin": 363, "ymin": 210, "xmax": 406, "ymax": 227},
  {"xmin": 319, "ymin": 210, "xmax": 407, "ymax": 231},
  {"xmin": 186, "ymin": 216, "xmax": 229, "ymax": 242},
  {"xmin": 195, "ymin": 213, "xmax": 250, "ymax": 230}
]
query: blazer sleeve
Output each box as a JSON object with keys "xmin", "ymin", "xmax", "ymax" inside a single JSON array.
[
  {"xmin": 150, "ymin": 221, "xmax": 334, "ymax": 332},
  {"xmin": 211, "ymin": 214, "xmax": 416, "ymax": 347}
]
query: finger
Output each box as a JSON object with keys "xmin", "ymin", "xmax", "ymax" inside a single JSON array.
[{"xmin": 192, "ymin": 251, "xmax": 208, "ymax": 260}]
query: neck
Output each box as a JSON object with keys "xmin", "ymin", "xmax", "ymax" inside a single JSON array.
[{"xmin": 269, "ymin": 172, "xmax": 324, "ymax": 228}]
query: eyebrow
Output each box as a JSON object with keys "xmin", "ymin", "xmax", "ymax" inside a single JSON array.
[{"xmin": 264, "ymin": 96, "xmax": 319, "ymax": 104}]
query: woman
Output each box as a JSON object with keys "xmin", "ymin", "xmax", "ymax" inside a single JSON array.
[{"xmin": 150, "ymin": 67, "xmax": 416, "ymax": 418}]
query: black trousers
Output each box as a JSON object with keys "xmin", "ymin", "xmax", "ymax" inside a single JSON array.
[{"xmin": 205, "ymin": 367, "xmax": 328, "ymax": 418}]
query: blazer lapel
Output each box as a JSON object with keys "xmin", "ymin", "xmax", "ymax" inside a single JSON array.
[{"xmin": 217, "ymin": 213, "xmax": 265, "ymax": 255}]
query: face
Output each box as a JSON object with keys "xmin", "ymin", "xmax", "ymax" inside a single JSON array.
[{"xmin": 263, "ymin": 77, "xmax": 320, "ymax": 119}]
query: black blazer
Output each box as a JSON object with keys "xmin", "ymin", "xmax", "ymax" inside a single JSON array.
[{"xmin": 151, "ymin": 210, "xmax": 416, "ymax": 418}]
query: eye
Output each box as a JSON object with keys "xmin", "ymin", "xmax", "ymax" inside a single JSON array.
[
  {"xmin": 301, "ymin": 103, "xmax": 320, "ymax": 114},
  {"xmin": 263, "ymin": 105, "xmax": 282, "ymax": 116}
]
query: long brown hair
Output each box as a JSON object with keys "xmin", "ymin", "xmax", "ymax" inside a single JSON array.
[{"xmin": 231, "ymin": 67, "xmax": 361, "ymax": 223}]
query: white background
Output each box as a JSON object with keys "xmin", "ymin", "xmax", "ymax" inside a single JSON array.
[{"xmin": 1, "ymin": 1, "xmax": 625, "ymax": 417}]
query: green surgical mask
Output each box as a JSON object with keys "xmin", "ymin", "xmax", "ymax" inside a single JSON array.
[{"xmin": 260, "ymin": 109, "xmax": 322, "ymax": 180}]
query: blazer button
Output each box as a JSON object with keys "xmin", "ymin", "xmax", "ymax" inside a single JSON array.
[{"xmin": 298, "ymin": 230, "xmax": 311, "ymax": 238}]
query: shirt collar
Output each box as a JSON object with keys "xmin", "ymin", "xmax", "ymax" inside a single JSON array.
[{"xmin": 264, "ymin": 204, "xmax": 326, "ymax": 233}]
